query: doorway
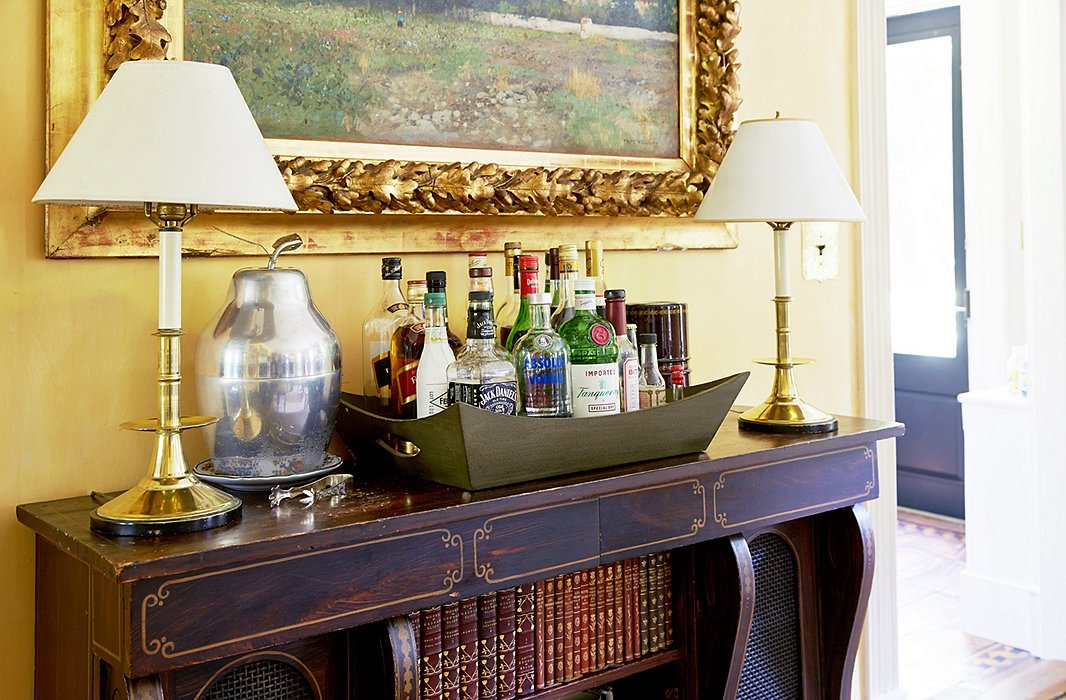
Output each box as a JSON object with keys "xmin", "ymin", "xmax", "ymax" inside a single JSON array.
[{"xmin": 886, "ymin": 6, "xmax": 968, "ymax": 518}]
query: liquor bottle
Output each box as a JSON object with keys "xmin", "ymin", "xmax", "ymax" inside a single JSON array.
[
  {"xmin": 426, "ymin": 270, "xmax": 463, "ymax": 352},
  {"xmin": 469, "ymin": 265, "xmax": 494, "ymax": 295},
  {"xmin": 514, "ymin": 292, "xmax": 571, "ymax": 418},
  {"xmin": 362, "ymin": 256, "xmax": 408, "ymax": 414},
  {"xmin": 496, "ymin": 242, "xmax": 523, "ymax": 346},
  {"xmin": 447, "ymin": 291, "xmax": 519, "ymax": 414},
  {"xmin": 559, "ymin": 279, "xmax": 620, "ymax": 417},
  {"xmin": 468, "ymin": 251, "xmax": 489, "ymax": 269},
  {"xmin": 585, "ymin": 240, "xmax": 607, "ymax": 317},
  {"xmin": 668, "ymin": 364, "xmax": 686, "ymax": 403},
  {"xmin": 417, "ymin": 292, "xmax": 456, "ymax": 418},
  {"xmin": 638, "ymin": 334, "xmax": 666, "ymax": 409},
  {"xmin": 626, "ymin": 323, "xmax": 638, "ymax": 349},
  {"xmin": 390, "ymin": 280, "xmax": 428, "ymax": 418},
  {"xmin": 605, "ymin": 289, "xmax": 639, "ymax": 412},
  {"xmin": 550, "ymin": 244, "xmax": 579, "ymax": 331},
  {"xmin": 546, "ymin": 247, "xmax": 560, "ymax": 301},
  {"xmin": 504, "ymin": 255, "xmax": 541, "ymax": 352}
]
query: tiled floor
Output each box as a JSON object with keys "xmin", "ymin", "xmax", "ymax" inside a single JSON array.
[{"xmin": 897, "ymin": 509, "xmax": 1066, "ymax": 699}]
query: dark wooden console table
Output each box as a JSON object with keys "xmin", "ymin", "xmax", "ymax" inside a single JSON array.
[{"xmin": 18, "ymin": 413, "xmax": 901, "ymax": 700}]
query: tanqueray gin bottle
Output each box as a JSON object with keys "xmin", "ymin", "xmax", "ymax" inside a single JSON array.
[
  {"xmin": 559, "ymin": 279, "xmax": 620, "ymax": 417},
  {"xmin": 447, "ymin": 290, "xmax": 519, "ymax": 415}
]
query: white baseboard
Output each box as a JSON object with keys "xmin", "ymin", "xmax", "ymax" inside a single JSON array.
[{"xmin": 960, "ymin": 570, "xmax": 1039, "ymax": 653}]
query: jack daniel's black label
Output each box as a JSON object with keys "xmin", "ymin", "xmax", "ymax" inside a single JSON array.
[{"xmin": 448, "ymin": 381, "xmax": 518, "ymax": 415}]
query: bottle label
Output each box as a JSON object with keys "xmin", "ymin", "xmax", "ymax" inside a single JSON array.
[
  {"xmin": 639, "ymin": 386, "xmax": 666, "ymax": 410},
  {"xmin": 467, "ymin": 309, "xmax": 496, "ymax": 340},
  {"xmin": 387, "ymin": 302, "xmax": 409, "ymax": 314},
  {"xmin": 370, "ymin": 345, "xmax": 391, "ymax": 396},
  {"xmin": 449, "ymin": 381, "xmax": 518, "ymax": 415},
  {"xmin": 417, "ymin": 379, "xmax": 450, "ymax": 418},
  {"xmin": 394, "ymin": 360, "xmax": 419, "ymax": 408},
  {"xmin": 622, "ymin": 356, "xmax": 640, "ymax": 412},
  {"xmin": 520, "ymin": 269, "xmax": 540, "ymax": 296},
  {"xmin": 589, "ymin": 322, "xmax": 612, "ymax": 347},
  {"xmin": 571, "ymin": 363, "xmax": 620, "ymax": 417}
]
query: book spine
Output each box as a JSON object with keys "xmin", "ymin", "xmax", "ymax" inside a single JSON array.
[
  {"xmin": 546, "ymin": 577, "xmax": 558, "ymax": 687},
  {"xmin": 421, "ymin": 606, "xmax": 444, "ymax": 700},
  {"xmin": 563, "ymin": 573, "xmax": 575, "ymax": 682},
  {"xmin": 389, "ymin": 615, "xmax": 420, "ymax": 700},
  {"xmin": 654, "ymin": 553, "xmax": 666, "ymax": 653},
  {"xmin": 664, "ymin": 552, "xmax": 674, "ymax": 648},
  {"xmin": 516, "ymin": 585, "xmax": 535, "ymax": 696},
  {"xmin": 442, "ymin": 602, "xmax": 461, "ymax": 700},
  {"xmin": 553, "ymin": 575, "xmax": 565, "ymax": 684},
  {"xmin": 639, "ymin": 555, "xmax": 650, "ymax": 656},
  {"xmin": 649, "ymin": 554, "xmax": 662, "ymax": 653},
  {"xmin": 459, "ymin": 599, "xmax": 480, "ymax": 700},
  {"xmin": 613, "ymin": 560, "xmax": 624, "ymax": 664},
  {"xmin": 623, "ymin": 558, "xmax": 635, "ymax": 663},
  {"xmin": 534, "ymin": 580, "xmax": 546, "ymax": 691},
  {"xmin": 578, "ymin": 570, "xmax": 590, "ymax": 676},
  {"xmin": 478, "ymin": 594, "xmax": 498, "ymax": 700},
  {"xmin": 601, "ymin": 562, "xmax": 609, "ymax": 664},
  {"xmin": 497, "ymin": 589, "xmax": 517, "ymax": 700},
  {"xmin": 588, "ymin": 567, "xmax": 599, "ymax": 673}
]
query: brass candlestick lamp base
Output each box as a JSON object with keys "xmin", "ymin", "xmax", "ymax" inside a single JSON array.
[{"xmin": 90, "ymin": 205, "xmax": 241, "ymax": 536}]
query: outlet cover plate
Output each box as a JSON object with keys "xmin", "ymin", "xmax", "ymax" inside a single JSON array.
[{"xmin": 801, "ymin": 222, "xmax": 839, "ymax": 282}]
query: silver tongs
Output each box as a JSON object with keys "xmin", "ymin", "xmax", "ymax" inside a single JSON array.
[{"xmin": 269, "ymin": 473, "xmax": 352, "ymax": 508}]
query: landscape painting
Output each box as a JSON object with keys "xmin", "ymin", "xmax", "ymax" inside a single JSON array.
[{"xmin": 184, "ymin": 0, "xmax": 681, "ymax": 158}]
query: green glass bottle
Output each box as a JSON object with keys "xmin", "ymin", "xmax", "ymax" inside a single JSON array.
[
  {"xmin": 505, "ymin": 255, "xmax": 541, "ymax": 352},
  {"xmin": 559, "ymin": 279, "xmax": 620, "ymax": 417}
]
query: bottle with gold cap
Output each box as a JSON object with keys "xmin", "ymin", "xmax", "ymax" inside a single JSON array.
[
  {"xmin": 550, "ymin": 244, "xmax": 579, "ymax": 331},
  {"xmin": 496, "ymin": 241, "xmax": 523, "ymax": 346},
  {"xmin": 390, "ymin": 279, "xmax": 428, "ymax": 419},
  {"xmin": 585, "ymin": 239, "xmax": 607, "ymax": 317}
]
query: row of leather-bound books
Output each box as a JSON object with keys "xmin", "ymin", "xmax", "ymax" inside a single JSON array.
[{"xmin": 403, "ymin": 552, "xmax": 674, "ymax": 700}]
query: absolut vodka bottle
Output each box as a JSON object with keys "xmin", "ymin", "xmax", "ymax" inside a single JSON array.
[{"xmin": 514, "ymin": 292, "xmax": 571, "ymax": 417}]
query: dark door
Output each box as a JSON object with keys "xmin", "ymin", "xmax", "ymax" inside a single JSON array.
[{"xmin": 886, "ymin": 7, "xmax": 968, "ymax": 518}]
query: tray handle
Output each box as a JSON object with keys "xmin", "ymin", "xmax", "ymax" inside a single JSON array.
[{"xmin": 375, "ymin": 437, "xmax": 422, "ymax": 459}]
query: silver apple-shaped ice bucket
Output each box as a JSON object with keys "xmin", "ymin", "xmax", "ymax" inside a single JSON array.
[{"xmin": 196, "ymin": 236, "xmax": 342, "ymax": 477}]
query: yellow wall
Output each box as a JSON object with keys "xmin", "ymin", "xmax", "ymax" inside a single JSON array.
[{"xmin": 0, "ymin": 1, "xmax": 857, "ymax": 694}]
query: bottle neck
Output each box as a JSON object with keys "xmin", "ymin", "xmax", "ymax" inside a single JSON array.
[
  {"xmin": 605, "ymin": 299, "xmax": 627, "ymax": 335},
  {"xmin": 558, "ymin": 266, "xmax": 577, "ymax": 308},
  {"xmin": 382, "ymin": 278, "xmax": 406, "ymax": 311},
  {"xmin": 466, "ymin": 302, "xmax": 496, "ymax": 341},
  {"xmin": 575, "ymin": 292, "xmax": 598, "ymax": 313},
  {"xmin": 425, "ymin": 305, "xmax": 446, "ymax": 328},
  {"xmin": 530, "ymin": 303, "xmax": 553, "ymax": 330},
  {"xmin": 639, "ymin": 344, "xmax": 659, "ymax": 368}
]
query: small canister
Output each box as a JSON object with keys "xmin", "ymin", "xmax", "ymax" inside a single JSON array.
[
  {"xmin": 626, "ymin": 301, "xmax": 688, "ymax": 363},
  {"xmin": 196, "ymin": 236, "xmax": 342, "ymax": 477}
]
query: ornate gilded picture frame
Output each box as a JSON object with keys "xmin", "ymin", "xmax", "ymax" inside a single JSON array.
[{"xmin": 42, "ymin": 0, "xmax": 740, "ymax": 258}]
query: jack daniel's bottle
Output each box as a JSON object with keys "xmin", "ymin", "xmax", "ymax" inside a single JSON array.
[{"xmin": 447, "ymin": 291, "xmax": 519, "ymax": 415}]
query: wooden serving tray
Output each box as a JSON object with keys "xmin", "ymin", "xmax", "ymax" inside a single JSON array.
[{"xmin": 336, "ymin": 372, "xmax": 748, "ymax": 490}]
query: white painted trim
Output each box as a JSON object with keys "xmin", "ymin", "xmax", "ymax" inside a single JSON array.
[{"xmin": 855, "ymin": 1, "xmax": 903, "ymax": 698}]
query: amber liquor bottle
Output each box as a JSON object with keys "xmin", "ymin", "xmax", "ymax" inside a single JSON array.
[
  {"xmin": 496, "ymin": 241, "xmax": 523, "ymax": 346},
  {"xmin": 390, "ymin": 279, "xmax": 428, "ymax": 418},
  {"xmin": 362, "ymin": 256, "xmax": 408, "ymax": 415}
]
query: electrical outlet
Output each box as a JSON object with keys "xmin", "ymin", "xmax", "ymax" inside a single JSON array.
[{"xmin": 801, "ymin": 222, "xmax": 839, "ymax": 281}]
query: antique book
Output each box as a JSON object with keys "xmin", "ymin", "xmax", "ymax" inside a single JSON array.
[
  {"xmin": 664, "ymin": 552, "xmax": 674, "ymax": 648},
  {"xmin": 649, "ymin": 554, "xmax": 662, "ymax": 653},
  {"xmin": 563, "ymin": 573, "xmax": 575, "ymax": 682},
  {"xmin": 579, "ymin": 569, "xmax": 590, "ymax": 676},
  {"xmin": 654, "ymin": 553, "xmax": 666, "ymax": 653},
  {"xmin": 516, "ymin": 585, "xmax": 536, "ymax": 696},
  {"xmin": 421, "ymin": 606, "xmax": 444, "ymax": 700},
  {"xmin": 553, "ymin": 575, "xmax": 565, "ymax": 684},
  {"xmin": 387, "ymin": 615, "xmax": 420, "ymax": 700},
  {"xmin": 534, "ymin": 580, "xmax": 546, "ymax": 690},
  {"xmin": 639, "ymin": 555, "xmax": 650, "ymax": 656},
  {"xmin": 623, "ymin": 558, "xmax": 636, "ymax": 663},
  {"xmin": 459, "ymin": 598, "xmax": 480, "ymax": 700},
  {"xmin": 613, "ymin": 560, "xmax": 625, "ymax": 663},
  {"xmin": 479, "ymin": 593, "xmax": 499, "ymax": 700},
  {"xmin": 442, "ymin": 602, "xmax": 461, "ymax": 700},
  {"xmin": 410, "ymin": 611, "xmax": 422, "ymax": 663},
  {"xmin": 545, "ymin": 576, "xmax": 558, "ymax": 688},
  {"xmin": 603, "ymin": 564, "xmax": 614, "ymax": 667},
  {"xmin": 497, "ymin": 588, "xmax": 517, "ymax": 700}
]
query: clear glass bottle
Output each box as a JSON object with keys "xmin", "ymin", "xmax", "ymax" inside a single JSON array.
[
  {"xmin": 505, "ymin": 255, "xmax": 541, "ymax": 352},
  {"xmin": 638, "ymin": 333, "xmax": 667, "ymax": 409},
  {"xmin": 585, "ymin": 240, "xmax": 607, "ymax": 317},
  {"xmin": 605, "ymin": 289, "xmax": 639, "ymax": 412},
  {"xmin": 417, "ymin": 292, "xmax": 457, "ymax": 418},
  {"xmin": 390, "ymin": 280, "xmax": 428, "ymax": 419},
  {"xmin": 546, "ymin": 247, "xmax": 560, "ymax": 301},
  {"xmin": 447, "ymin": 291, "xmax": 519, "ymax": 415},
  {"xmin": 626, "ymin": 323, "xmax": 638, "ymax": 349},
  {"xmin": 362, "ymin": 256, "xmax": 408, "ymax": 415},
  {"xmin": 426, "ymin": 270, "xmax": 463, "ymax": 353},
  {"xmin": 514, "ymin": 292, "xmax": 571, "ymax": 418},
  {"xmin": 550, "ymin": 244, "xmax": 579, "ymax": 331},
  {"xmin": 560, "ymin": 279, "xmax": 620, "ymax": 417},
  {"xmin": 468, "ymin": 251, "xmax": 489, "ymax": 270},
  {"xmin": 668, "ymin": 364, "xmax": 687, "ymax": 402},
  {"xmin": 496, "ymin": 241, "xmax": 523, "ymax": 345}
]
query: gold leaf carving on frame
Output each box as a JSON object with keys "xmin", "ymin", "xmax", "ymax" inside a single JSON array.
[{"xmin": 105, "ymin": 0, "xmax": 172, "ymax": 71}]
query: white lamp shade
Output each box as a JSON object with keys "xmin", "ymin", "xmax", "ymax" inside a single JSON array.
[
  {"xmin": 694, "ymin": 118, "xmax": 864, "ymax": 223},
  {"xmin": 33, "ymin": 60, "xmax": 297, "ymax": 211}
]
